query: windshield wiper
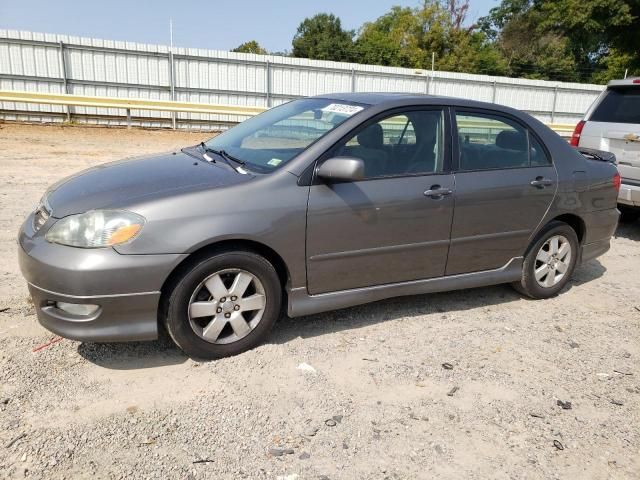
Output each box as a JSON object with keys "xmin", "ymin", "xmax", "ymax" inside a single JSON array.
[
  {"xmin": 199, "ymin": 143, "xmax": 247, "ymax": 172},
  {"xmin": 197, "ymin": 142, "xmax": 217, "ymax": 163}
]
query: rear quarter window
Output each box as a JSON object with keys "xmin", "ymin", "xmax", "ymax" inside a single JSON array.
[{"xmin": 590, "ymin": 88, "xmax": 640, "ymax": 124}]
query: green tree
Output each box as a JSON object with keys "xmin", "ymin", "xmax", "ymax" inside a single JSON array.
[
  {"xmin": 479, "ymin": 0, "xmax": 640, "ymax": 82},
  {"xmin": 479, "ymin": 0, "xmax": 578, "ymax": 81},
  {"xmin": 292, "ymin": 13, "xmax": 355, "ymax": 61},
  {"xmin": 538, "ymin": 0, "xmax": 639, "ymax": 80},
  {"xmin": 354, "ymin": 1, "xmax": 508, "ymax": 75},
  {"xmin": 232, "ymin": 40, "xmax": 268, "ymax": 55},
  {"xmin": 355, "ymin": 6, "xmax": 426, "ymax": 68},
  {"xmin": 591, "ymin": 49, "xmax": 637, "ymax": 84}
]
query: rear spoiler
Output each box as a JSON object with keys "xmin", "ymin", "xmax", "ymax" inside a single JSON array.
[{"xmin": 573, "ymin": 147, "xmax": 617, "ymax": 164}]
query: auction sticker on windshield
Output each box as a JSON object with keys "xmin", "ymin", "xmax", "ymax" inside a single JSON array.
[{"xmin": 321, "ymin": 104, "xmax": 364, "ymax": 115}]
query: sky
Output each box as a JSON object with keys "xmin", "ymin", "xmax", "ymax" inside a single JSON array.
[{"xmin": 0, "ymin": 0, "xmax": 498, "ymax": 53}]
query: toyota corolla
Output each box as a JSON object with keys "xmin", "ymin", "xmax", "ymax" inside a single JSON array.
[{"xmin": 18, "ymin": 94, "xmax": 620, "ymax": 359}]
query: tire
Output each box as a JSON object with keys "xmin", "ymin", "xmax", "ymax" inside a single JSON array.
[
  {"xmin": 512, "ymin": 221, "xmax": 579, "ymax": 299},
  {"xmin": 162, "ymin": 250, "xmax": 282, "ymax": 360},
  {"xmin": 618, "ymin": 205, "xmax": 640, "ymax": 223}
]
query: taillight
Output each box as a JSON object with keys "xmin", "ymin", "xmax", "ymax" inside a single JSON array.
[
  {"xmin": 613, "ymin": 172, "xmax": 621, "ymax": 191},
  {"xmin": 570, "ymin": 120, "xmax": 586, "ymax": 146},
  {"xmin": 633, "ymin": 79, "xmax": 640, "ymax": 84}
]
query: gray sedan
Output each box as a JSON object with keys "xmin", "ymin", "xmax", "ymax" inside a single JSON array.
[{"xmin": 18, "ymin": 93, "xmax": 620, "ymax": 359}]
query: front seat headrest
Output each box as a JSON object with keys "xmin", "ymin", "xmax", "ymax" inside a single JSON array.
[{"xmin": 357, "ymin": 123, "xmax": 384, "ymax": 149}]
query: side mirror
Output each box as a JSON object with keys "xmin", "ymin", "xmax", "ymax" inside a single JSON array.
[{"xmin": 316, "ymin": 157, "xmax": 365, "ymax": 182}]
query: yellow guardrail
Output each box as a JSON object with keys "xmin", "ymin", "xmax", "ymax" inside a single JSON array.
[
  {"xmin": 0, "ymin": 90, "xmax": 576, "ymax": 134},
  {"xmin": 0, "ymin": 90, "xmax": 267, "ymax": 117}
]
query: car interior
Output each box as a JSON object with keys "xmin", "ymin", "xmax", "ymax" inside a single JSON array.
[
  {"xmin": 336, "ymin": 110, "xmax": 444, "ymax": 177},
  {"xmin": 459, "ymin": 129, "xmax": 529, "ymax": 170}
]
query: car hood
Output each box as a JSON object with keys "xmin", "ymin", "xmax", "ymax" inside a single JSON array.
[{"xmin": 45, "ymin": 150, "xmax": 253, "ymax": 217}]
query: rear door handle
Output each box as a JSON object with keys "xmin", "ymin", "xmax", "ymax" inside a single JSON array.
[
  {"xmin": 530, "ymin": 177, "xmax": 553, "ymax": 188},
  {"xmin": 424, "ymin": 185, "xmax": 453, "ymax": 199}
]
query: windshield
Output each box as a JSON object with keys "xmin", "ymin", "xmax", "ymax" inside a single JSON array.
[{"xmin": 204, "ymin": 98, "xmax": 367, "ymax": 172}]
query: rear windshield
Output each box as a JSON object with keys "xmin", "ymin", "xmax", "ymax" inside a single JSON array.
[{"xmin": 590, "ymin": 87, "xmax": 640, "ymax": 124}]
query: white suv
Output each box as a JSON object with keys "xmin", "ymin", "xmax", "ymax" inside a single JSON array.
[{"xmin": 572, "ymin": 78, "xmax": 640, "ymax": 222}]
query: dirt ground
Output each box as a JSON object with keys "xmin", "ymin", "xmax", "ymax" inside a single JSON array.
[{"xmin": 0, "ymin": 123, "xmax": 639, "ymax": 480}]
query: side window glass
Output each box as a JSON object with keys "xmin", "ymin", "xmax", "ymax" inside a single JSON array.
[
  {"xmin": 334, "ymin": 109, "xmax": 444, "ymax": 178},
  {"xmin": 529, "ymin": 134, "xmax": 551, "ymax": 166},
  {"xmin": 456, "ymin": 112, "xmax": 529, "ymax": 171},
  {"xmin": 379, "ymin": 115, "xmax": 417, "ymax": 145}
]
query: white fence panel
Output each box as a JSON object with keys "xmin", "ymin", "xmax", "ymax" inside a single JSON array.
[{"xmin": 0, "ymin": 29, "xmax": 605, "ymax": 130}]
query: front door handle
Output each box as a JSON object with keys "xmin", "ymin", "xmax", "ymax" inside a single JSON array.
[
  {"xmin": 424, "ymin": 185, "xmax": 453, "ymax": 199},
  {"xmin": 530, "ymin": 176, "xmax": 553, "ymax": 188}
]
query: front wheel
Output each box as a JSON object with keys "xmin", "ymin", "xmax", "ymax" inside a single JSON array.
[
  {"xmin": 163, "ymin": 250, "xmax": 282, "ymax": 359},
  {"xmin": 512, "ymin": 221, "xmax": 579, "ymax": 299}
]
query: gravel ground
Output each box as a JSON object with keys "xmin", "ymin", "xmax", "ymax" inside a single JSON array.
[{"xmin": 0, "ymin": 123, "xmax": 639, "ymax": 480}]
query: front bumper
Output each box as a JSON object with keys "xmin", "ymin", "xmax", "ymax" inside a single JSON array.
[
  {"xmin": 18, "ymin": 214, "xmax": 187, "ymax": 342},
  {"xmin": 25, "ymin": 283, "xmax": 161, "ymax": 342},
  {"xmin": 618, "ymin": 181, "xmax": 640, "ymax": 207}
]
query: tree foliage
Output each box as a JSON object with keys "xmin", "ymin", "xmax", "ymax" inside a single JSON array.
[
  {"xmin": 247, "ymin": 0, "xmax": 640, "ymax": 84},
  {"xmin": 292, "ymin": 13, "xmax": 355, "ymax": 62},
  {"xmin": 480, "ymin": 0, "xmax": 640, "ymax": 82},
  {"xmin": 232, "ymin": 41, "xmax": 268, "ymax": 55},
  {"xmin": 354, "ymin": 2, "xmax": 508, "ymax": 75}
]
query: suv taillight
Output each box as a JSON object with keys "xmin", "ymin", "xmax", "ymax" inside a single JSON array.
[
  {"xmin": 613, "ymin": 172, "xmax": 621, "ymax": 192},
  {"xmin": 570, "ymin": 120, "xmax": 586, "ymax": 146}
]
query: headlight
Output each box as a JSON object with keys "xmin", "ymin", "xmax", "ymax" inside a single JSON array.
[{"xmin": 45, "ymin": 210, "xmax": 145, "ymax": 248}]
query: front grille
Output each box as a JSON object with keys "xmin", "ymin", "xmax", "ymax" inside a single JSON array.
[{"xmin": 33, "ymin": 204, "xmax": 50, "ymax": 232}]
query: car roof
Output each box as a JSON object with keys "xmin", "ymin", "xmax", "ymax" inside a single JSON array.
[
  {"xmin": 607, "ymin": 78, "xmax": 640, "ymax": 88},
  {"xmin": 314, "ymin": 92, "xmax": 523, "ymax": 115}
]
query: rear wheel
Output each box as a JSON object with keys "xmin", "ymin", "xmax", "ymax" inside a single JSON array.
[
  {"xmin": 163, "ymin": 251, "xmax": 282, "ymax": 359},
  {"xmin": 512, "ymin": 221, "xmax": 579, "ymax": 299}
]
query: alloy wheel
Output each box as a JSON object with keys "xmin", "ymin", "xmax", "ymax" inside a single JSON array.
[
  {"xmin": 187, "ymin": 268, "xmax": 266, "ymax": 344},
  {"xmin": 533, "ymin": 235, "xmax": 572, "ymax": 288}
]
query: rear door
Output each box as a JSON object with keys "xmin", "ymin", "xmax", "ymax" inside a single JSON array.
[
  {"xmin": 446, "ymin": 109, "xmax": 557, "ymax": 275},
  {"xmin": 581, "ymin": 86, "xmax": 640, "ymax": 188}
]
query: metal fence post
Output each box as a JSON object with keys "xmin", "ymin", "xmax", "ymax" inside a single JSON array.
[
  {"xmin": 492, "ymin": 80, "xmax": 497, "ymax": 103},
  {"xmin": 551, "ymin": 85, "xmax": 558, "ymax": 124},
  {"xmin": 266, "ymin": 60, "xmax": 271, "ymax": 107},
  {"xmin": 351, "ymin": 68, "xmax": 356, "ymax": 93},
  {"xmin": 169, "ymin": 51, "xmax": 176, "ymax": 129},
  {"xmin": 58, "ymin": 41, "xmax": 71, "ymax": 122}
]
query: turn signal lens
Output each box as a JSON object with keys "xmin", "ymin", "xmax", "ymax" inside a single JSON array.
[{"xmin": 107, "ymin": 224, "xmax": 142, "ymax": 245}]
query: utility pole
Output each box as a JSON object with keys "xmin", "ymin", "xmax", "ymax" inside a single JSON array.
[
  {"xmin": 431, "ymin": 52, "xmax": 435, "ymax": 74},
  {"xmin": 624, "ymin": 68, "xmax": 628, "ymax": 79},
  {"xmin": 169, "ymin": 18, "xmax": 176, "ymax": 129},
  {"xmin": 170, "ymin": 18, "xmax": 174, "ymax": 51}
]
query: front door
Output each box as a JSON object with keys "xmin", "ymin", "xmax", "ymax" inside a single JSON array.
[
  {"xmin": 306, "ymin": 107, "xmax": 455, "ymax": 294},
  {"xmin": 446, "ymin": 109, "xmax": 558, "ymax": 275}
]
